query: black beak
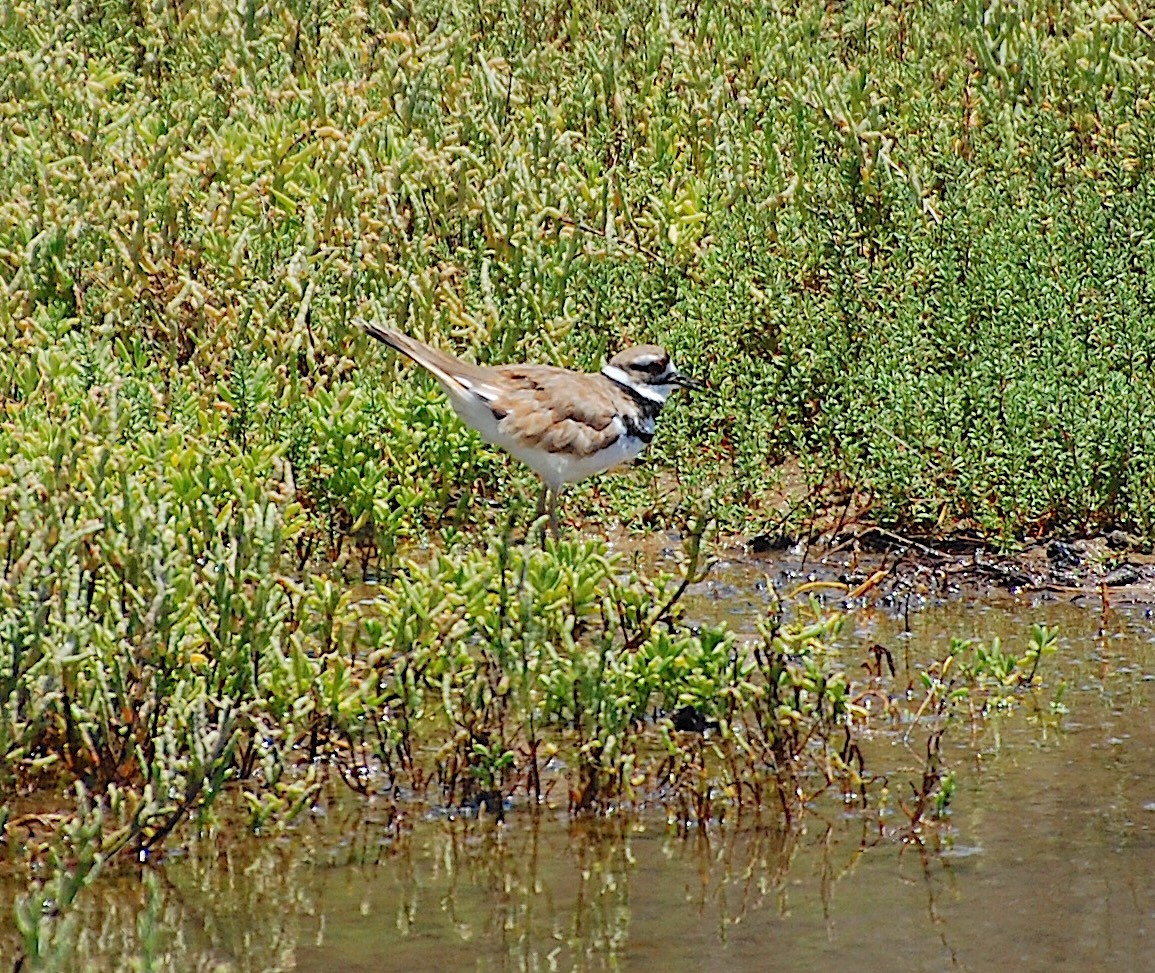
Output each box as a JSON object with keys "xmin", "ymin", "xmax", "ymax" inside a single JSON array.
[{"xmin": 671, "ymin": 371, "xmax": 706, "ymax": 392}]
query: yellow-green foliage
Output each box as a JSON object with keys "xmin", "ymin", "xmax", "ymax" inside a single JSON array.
[
  {"xmin": 2, "ymin": 0, "xmax": 1154, "ymax": 542},
  {"xmin": 3, "ymin": 5, "xmax": 1103, "ymax": 964}
]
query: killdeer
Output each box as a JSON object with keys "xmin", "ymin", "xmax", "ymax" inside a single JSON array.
[{"xmin": 361, "ymin": 324, "xmax": 702, "ymax": 537}]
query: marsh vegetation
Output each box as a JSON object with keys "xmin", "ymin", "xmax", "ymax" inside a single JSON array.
[{"xmin": 1, "ymin": 0, "xmax": 1154, "ymax": 969}]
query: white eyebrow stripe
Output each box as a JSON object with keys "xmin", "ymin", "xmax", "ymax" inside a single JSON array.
[{"xmin": 602, "ymin": 364, "xmax": 633, "ymax": 386}]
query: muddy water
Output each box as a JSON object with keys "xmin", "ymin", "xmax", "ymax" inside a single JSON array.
[{"xmin": 5, "ymin": 558, "xmax": 1155, "ymax": 973}]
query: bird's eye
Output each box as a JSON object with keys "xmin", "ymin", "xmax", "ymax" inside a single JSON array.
[{"xmin": 638, "ymin": 359, "xmax": 666, "ymax": 375}]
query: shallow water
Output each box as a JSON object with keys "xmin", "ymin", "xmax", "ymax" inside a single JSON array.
[{"xmin": 4, "ymin": 564, "xmax": 1155, "ymax": 972}]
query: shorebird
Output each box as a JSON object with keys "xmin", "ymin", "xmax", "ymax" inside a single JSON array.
[{"xmin": 361, "ymin": 324, "xmax": 702, "ymax": 537}]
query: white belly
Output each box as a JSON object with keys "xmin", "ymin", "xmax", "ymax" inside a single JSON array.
[
  {"xmin": 445, "ymin": 393, "xmax": 649, "ymax": 490},
  {"xmin": 504, "ymin": 424, "xmax": 648, "ymax": 490}
]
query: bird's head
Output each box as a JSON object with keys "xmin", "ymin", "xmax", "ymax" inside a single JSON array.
[{"xmin": 602, "ymin": 344, "xmax": 704, "ymax": 403}]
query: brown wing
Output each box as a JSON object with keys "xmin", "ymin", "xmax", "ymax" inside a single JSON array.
[{"xmin": 491, "ymin": 366, "xmax": 631, "ymax": 458}]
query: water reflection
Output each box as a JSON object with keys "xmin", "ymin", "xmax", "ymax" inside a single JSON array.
[{"xmin": 3, "ymin": 591, "xmax": 1154, "ymax": 973}]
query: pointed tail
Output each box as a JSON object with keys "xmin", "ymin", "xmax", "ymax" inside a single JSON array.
[{"xmin": 359, "ymin": 322, "xmax": 494, "ymax": 400}]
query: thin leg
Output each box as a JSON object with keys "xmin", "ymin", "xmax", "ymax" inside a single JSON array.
[
  {"xmin": 532, "ymin": 484, "xmax": 551, "ymax": 549},
  {"xmin": 549, "ymin": 488, "xmax": 561, "ymax": 541}
]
